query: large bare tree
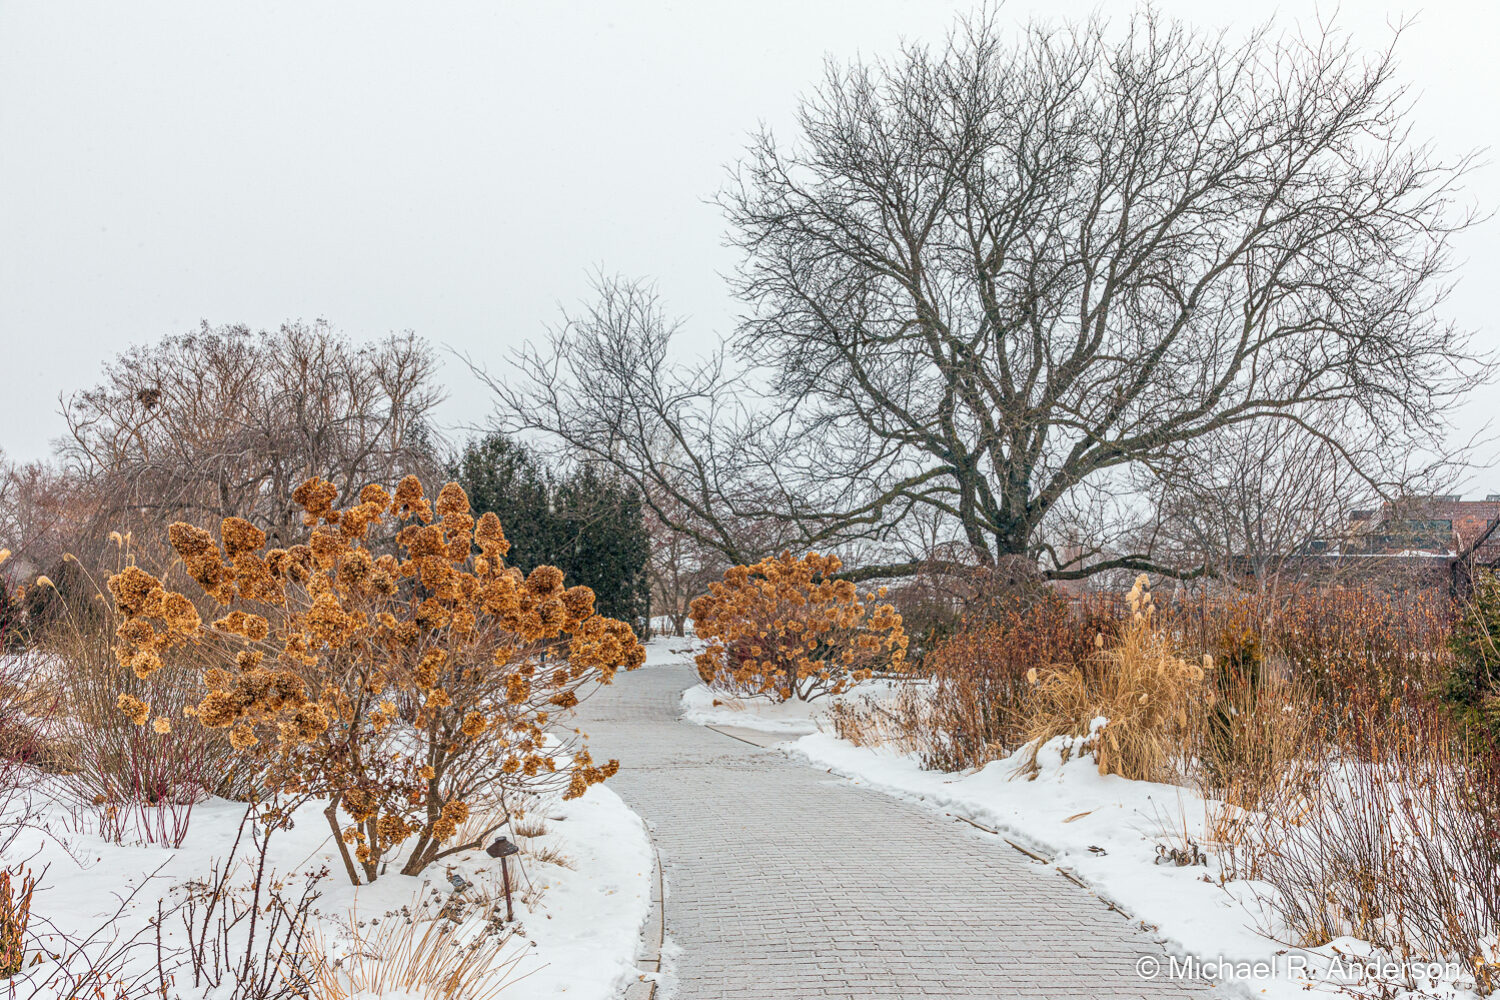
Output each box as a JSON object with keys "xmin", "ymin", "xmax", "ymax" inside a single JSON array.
[{"xmin": 490, "ymin": 9, "xmax": 1487, "ymax": 582}]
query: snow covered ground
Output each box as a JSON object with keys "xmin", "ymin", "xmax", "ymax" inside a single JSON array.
[
  {"xmin": 679, "ymin": 675, "xmax": 1489, "ymax": 1000},
  {"xmin": 0, "ymin": 767, "xmax": 652, "ymax": 998},
  {"xmin": 635, "ymin": 635, "xmax": 699, "ymax": 670}
]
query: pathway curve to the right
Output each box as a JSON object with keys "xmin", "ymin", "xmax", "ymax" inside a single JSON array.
[{"xmin": 575, "ymin": 650, "xmax": 1220, "ymax": 999}]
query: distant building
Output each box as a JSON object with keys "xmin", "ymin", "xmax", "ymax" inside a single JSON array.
[
  {"xmin": 1322, "ymin": 494, "xmax": 1500, "ymax": 595},
  {"xmin": 1344, "ymin": 495, "xmax": 1500, "ymax": 557}
]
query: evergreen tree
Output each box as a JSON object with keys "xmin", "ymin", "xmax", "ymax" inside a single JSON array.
[
  {"xmin": 553, "ymin": 465, "xmax": 651, "ymax": 632},
  {"xmin": 1446, "ymin": 569, "xmax": 1500, "ymax": 745},
  {"xmin": 451, "ymin": 433, "xmax": 651, "ymax": 632},
  {"xmin": 450, "ymin": 432, "xmax": 557, "ymax": 574}
]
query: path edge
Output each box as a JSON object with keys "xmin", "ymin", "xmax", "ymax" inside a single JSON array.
[{"xmin": 621, "ymin": 840, "xmax": 665, "ymax": 1000}]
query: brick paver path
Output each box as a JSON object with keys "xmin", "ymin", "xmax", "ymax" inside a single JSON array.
[{"xmin": 576, "ymin": 658, "xmax": 1217, "ymax": 999}]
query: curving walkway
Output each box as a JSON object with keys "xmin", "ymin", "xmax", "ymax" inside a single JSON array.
[{"xmin": 575, "ymin": 657, "xmax": 1218, "ymax": 999}]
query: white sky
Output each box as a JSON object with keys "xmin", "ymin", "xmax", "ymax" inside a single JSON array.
[{"xmin": 1, "ymin": 1, "xmax": 1497, "ymax": 483}]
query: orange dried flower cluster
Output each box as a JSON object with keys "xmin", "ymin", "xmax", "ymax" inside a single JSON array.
[
  {"xmin": 690, "ymin": 551, "xmax": 908, "ymax": 702},
  {"xmin": 108, "ymin": 475, "xmax": 645, "ymax": 885}
]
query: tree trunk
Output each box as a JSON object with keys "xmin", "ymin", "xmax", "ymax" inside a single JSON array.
[{"xmin": 324, "ymin": 797, "xmax": 363, "ymax": 886}]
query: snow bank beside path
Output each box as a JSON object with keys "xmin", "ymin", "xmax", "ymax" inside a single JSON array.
[
  {"xmin": 4, "ymin": 777, "xmax": 652, "ymax": 1000},
  {"xmin": 505, "ymin": 783, "xmax": 654, "ymax": 1000},
  {"xmin": 680, "ymin": 684, "xmax": 827, "ymax": 735},
  {"xmin": 637, "ymin": 635, "xmax": 698, "ymax": 668}
]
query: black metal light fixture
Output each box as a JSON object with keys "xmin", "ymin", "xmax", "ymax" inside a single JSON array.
[{"xmin": 487, "ymin": 836, "xmax": 520, "ymax": 922}]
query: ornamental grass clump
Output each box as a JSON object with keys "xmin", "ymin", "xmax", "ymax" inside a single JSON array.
[
  {"xmin": 1023, "ymin": 574, "xmax": 1211, "ymax": 782},
  {"xmin": 107, "ymin": 475, "xmax": 645, "ymax": 885},
  {"xmin": 690, "ymin": 551, "xmax": 908, "ymax": 701},
  {"xmin": 914, "ymin": 593, "xmax": 1122, "ymax": 770}
]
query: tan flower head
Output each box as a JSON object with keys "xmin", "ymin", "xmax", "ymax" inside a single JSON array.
[
  {"xmin": 213, "ymin": 610, "xmax": 270, "ymax": 642},
  {"xmin": 359, "ymin": 483, "xmax": 392, "ymax": 507},
  {"xmin": 390, "ymin": 475, "xmax": 431, "ymax": 522},
  {"xmin": 220, "ymin": 517, "xmax": 265, "ymax": 557},
  {"xmin": 108, "ymin": 565, "xmax": 163, "ymax": 616},
  {"xmin": 116, "ymin": 694, "xmax": 150, "ymax": 726},
  {"xmin": 168, "ymin": 522, "xmax": 234, "ymax": 603},
  {"xmin": 292, "ymin": 477, "xmax": 340, "ymax": 525},
  {"xmin": 525, "ymin": 565, "xmax": 565, "ymax": 598},
  {"xmin": 309, "ymin": 526, "xmax": 343, "ymax": 570},
  {"xmin": 435, "ymin": 482, "xmax": 470, "ymax": 519},
  {"xmin": 474, "ymin": 511, "xmax": 510, "ymax": 559}
]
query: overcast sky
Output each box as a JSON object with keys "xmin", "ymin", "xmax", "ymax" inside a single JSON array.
[{"xmin": 1, "ymin": 1, "xmax": 1497, "ymax": 481}]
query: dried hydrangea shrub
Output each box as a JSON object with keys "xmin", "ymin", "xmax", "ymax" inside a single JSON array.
[
  {"xmin": 108, "ymin": 476, "xmax": 644, "ymax": 884},
  {"xmin": 689, "ymin": 551, "xmax": 907, "ymax": 702}
]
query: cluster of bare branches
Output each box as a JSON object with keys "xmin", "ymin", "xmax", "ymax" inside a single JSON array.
[
  {"xmin": 177, "ymin": 805, "xmax": 326, "ymax": 999},
  {"xmin": 1141, "ymin": 420, "xmax": 1389, "ymax": 593},
  {"xmin": 475, "ymin": 279, "xmax": 812, "ymax": 570},
  {"xmin": 642, "ymin": 487, "xmax": 730, "ymax": 636},
  {"xmin": 486, "ymin": 7, "xmax": 1488, "ymax": 585},
  {"xmin": 58, "ymin": 321, "xmax": 444, "ymax": 551}
]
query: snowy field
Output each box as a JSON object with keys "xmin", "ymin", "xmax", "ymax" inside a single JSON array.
[{"xmin": 679, "ymin": 672, "xmax": 1491, "ymax": 1000}]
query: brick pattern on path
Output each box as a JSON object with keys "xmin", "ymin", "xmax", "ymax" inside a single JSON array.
[{"xmin": 575, "ymin": 658, "xmax": 1218, "ymax": 999}]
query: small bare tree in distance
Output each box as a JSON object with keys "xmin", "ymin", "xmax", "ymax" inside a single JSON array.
[
  {"xmin": 61, "ymin": 321, "xmax": 443, "ymax": 549},
  {"xmin": 1146, "ymin": 418, "xmax": 1376, "ymax": 596}
]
